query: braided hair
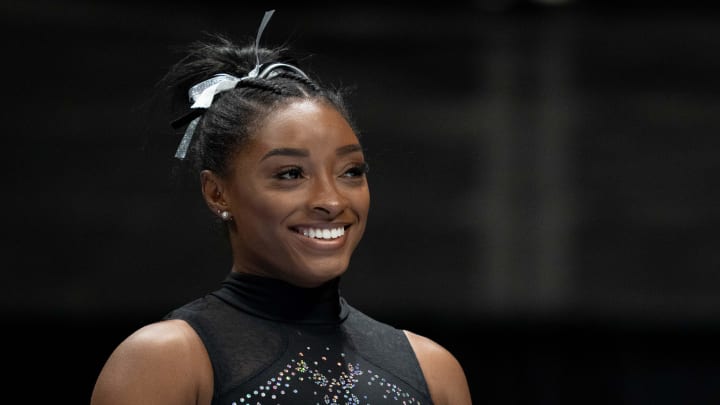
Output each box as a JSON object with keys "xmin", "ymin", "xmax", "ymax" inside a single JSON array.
[{"xmin": 161, "ymin": 34, "xmax": 356, "ymax": 177}]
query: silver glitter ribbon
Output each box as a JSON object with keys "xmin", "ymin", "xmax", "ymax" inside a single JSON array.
[{"xmin": 175, "ymin": 9, "xmax": 310, "ymax": 160}]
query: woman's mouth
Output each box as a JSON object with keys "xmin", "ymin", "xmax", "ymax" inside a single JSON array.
[{"xmin": 294, "ymin": 226, "xmax": 346, "ymax": 240}]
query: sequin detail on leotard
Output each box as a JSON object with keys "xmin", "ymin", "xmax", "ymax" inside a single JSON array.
[{"xmin": 230, "ymin": 345, "xmax": 423, "ymax": 405}]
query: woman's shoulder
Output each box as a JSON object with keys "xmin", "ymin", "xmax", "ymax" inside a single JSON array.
[
  {"xmin": 119, "ymin": 319, "xmax": 205, "ymax": 353},
  {"xmin": 404, "ymin": 330, "xmax": 473, "ymax": 405},
  {"xmin": 90, "ymin": 320, "xmax": 213, "ymax": 405}
]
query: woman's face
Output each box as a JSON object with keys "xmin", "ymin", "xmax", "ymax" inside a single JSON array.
[{"xmin": 216, "ymin": 100, "xmax": 370, "ymax": 287}]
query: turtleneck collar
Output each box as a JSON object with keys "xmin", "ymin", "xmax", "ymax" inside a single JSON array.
[{"xmin": 211, "ymin": 271, "xmax": 348, "ymax": 325}]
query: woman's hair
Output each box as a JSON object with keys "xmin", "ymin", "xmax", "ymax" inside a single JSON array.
[{"xmin": 160, "ymin": 34, "xmax": 356, "ymax": 177}]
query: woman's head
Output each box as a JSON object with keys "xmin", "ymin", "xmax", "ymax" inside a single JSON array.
[
  {"xmin": 163, "ymin": 34, "xmax": 357, "ymax": 177},
  {"xmin": 163, "ymin": 34, "xmax": 369, "ymax": 287}
]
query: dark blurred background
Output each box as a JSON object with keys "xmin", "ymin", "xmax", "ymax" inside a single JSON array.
[{"xmin": 3, "ymin": 0, "xmax": 720, "ymax": 403}]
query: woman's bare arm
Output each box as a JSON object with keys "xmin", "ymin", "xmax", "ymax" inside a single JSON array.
[
  {"xmin": 90, "ymin": 319, "xmax": 213, "ymax": 405},
  {"xmin": 405, "ymin": 330, "xmax": 472, "ymax": 405}
]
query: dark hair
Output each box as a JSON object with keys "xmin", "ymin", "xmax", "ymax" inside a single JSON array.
[{"xmin": 160, "ymin": 33, "xmax": 357, "ymax": 178}]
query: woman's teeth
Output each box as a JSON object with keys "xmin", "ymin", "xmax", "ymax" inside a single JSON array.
[{"xmin": 299, "ymin": 227, "xmax": 345, "ymax": 240}]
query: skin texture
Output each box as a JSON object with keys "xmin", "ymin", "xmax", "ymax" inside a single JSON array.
[
  {"xmin": 202, "ymin": 100, "xmax": 370, "ymax": 288},
  {"xmin": 90, "ymin": 100, "xmax": 472, "ymax": 405}
]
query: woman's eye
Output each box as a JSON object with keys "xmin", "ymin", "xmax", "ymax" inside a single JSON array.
[
  {"xmin": 275, "ymin": 167, "xmax": 304, "ymax": 180},
  {"xmin": 343, "ymin": 162, "xmax": 369, "ymax": 178}
]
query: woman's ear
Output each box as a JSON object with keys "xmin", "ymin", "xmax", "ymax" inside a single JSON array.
[{"xmin": 200, "ymin": 170, "xmax": 229, "ymax": 216}]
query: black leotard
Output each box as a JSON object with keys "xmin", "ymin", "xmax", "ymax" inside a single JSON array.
[{"xmin": 164, "ymin": 272, "xmax": 433, "ymax": 405}]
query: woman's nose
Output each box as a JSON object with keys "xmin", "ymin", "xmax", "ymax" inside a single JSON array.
[{"xmin": 308, "ymin": 175, "xmax": 347, "ymax": 217}]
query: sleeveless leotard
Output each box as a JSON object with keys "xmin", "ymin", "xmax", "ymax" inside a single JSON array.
[{"xmin": 164, "ymin": 272, "xmax": 433, "ymax": 405}]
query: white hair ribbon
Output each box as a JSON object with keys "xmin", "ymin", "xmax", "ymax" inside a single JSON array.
[
  {"xmin": 246, "ymin": 9, "xmax": 275, "ymax": 78},
  {"xmin": 188, "ymin": 73, "xmax": 241, "ymax": 109},
  {"xmin": 174, "ymin": 73, "xmax": 241, "ymax": 159},
  {"xmin": 174, "ymin": 10, "xmax": 276, "ymax": 159},
  {"xmin": 173, "ymin": 9, "xmax": 309, "ymax": 160}
]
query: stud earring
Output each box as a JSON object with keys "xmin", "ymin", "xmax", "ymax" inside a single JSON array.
[{"xmin": 219, "ymin": 210, "xmax": 231, "ymax": 221}]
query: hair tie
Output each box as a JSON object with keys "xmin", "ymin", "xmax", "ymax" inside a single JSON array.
[
  {"xmin": 172, "ymin": 73, "xmax": 240, "ymax": 159},
  {"xmin": 171, "ymin": 9, "xmax": 310, "ymax": 160}
]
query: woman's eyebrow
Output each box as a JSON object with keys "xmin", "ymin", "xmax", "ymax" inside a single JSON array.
[
  {"xmin": 261, "ymin": 147, "xmax": 310, "ymax": 161},
  {"xmin": 336, "ymin": 144, "xmax": 363, "ymax": 156}
]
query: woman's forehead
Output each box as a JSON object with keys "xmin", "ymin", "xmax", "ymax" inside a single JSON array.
[{"xmin": 252, "ymin": 100, "xmax": 359, "ymax": 147}]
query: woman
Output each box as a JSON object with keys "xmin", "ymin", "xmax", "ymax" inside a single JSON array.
[{"xmin": 90, "ymin": 11, "xmax": 472, "ymax": 405}]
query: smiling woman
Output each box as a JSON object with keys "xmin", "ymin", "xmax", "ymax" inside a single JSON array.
[
  {"xmin": 203, "ymin": 100, "xmax": 370, "ymax": 288},
  {"xmin": 89, "ymin": 9, "xmax": 471, "ymax": 405}
]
